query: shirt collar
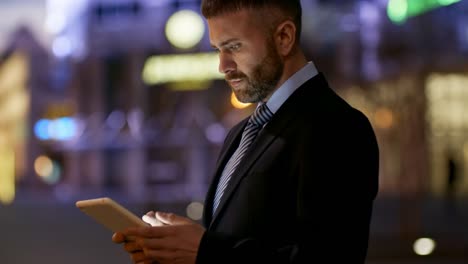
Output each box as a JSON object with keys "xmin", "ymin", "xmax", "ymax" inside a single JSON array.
[{"xmin": 265, "ymin": 61, "xmax": 318, "ymax": 114}]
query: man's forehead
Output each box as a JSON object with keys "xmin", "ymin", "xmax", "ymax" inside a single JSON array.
[
  {"xmin": 206, "ymin": 10, "xmax": 267, "ymax": 35},
  {"xmin": 207, "ymin": 13, "xmax": 248, "ymax": 39}
]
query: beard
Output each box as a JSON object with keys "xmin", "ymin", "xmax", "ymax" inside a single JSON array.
[{"xmin": 226, "ymin": 41, "xmax": 284, "ymax": 103}]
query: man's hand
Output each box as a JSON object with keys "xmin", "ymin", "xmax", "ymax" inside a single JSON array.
[
  {"xmin": 113, "ymin": 212, "xmax": 206, "ymax": 264},
  {"xmin": 112, "ymin": 232, "xmax": 153, "ymax": 264}
]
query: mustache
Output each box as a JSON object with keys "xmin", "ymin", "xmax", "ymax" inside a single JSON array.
[{"xmin": 225, "ymin": 72, "xmax": 247, "ymax": 81}]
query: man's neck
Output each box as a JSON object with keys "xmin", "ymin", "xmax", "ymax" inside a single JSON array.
[{"xmin": 263, "ymin": 50, "xmax": 308, "ymax": 102}]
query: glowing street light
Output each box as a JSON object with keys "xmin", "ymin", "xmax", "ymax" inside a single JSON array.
[
  {"xmin": 387, "ymin": 0, "xmax": 461, "ymax": 24},
  {"xmin": 165, "ymin": 10, "xmax": 205, "ymax": 49},
  {"xmin": 413, "ymin": 237, "xmax": 436, "ymax": 256}
]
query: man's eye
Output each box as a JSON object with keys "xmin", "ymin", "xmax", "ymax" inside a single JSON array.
[{"xmin": 229, "ymin": 44, "xmax": 241, "ymax": 51}]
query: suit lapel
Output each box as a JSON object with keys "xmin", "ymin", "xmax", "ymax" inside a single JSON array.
[
  {"xmin": 203, "ymin": 118, "xmax": 248, "ymax": 226},
  {"xmin": 209, "ymin": 104, "xmax": 298, "ymax": 227}
]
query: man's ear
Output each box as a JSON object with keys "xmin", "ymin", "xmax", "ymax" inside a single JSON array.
[{"xmin": 274, "ymin": 20, "xmax": 296, "ymax": 56}]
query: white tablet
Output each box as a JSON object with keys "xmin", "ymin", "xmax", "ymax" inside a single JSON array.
[{"xmin": 76, "ymin": 197, "xmax": 149, "ymax": 232}]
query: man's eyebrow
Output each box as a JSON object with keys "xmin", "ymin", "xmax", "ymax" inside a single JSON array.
[{"xmin": 211, "ymin": 38, "xmax": 240, "ymax": 49}]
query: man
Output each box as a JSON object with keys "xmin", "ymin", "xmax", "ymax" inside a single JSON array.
[{"xmin": 113, "ymin": 0, "xmax": 379, "ymax": 263}]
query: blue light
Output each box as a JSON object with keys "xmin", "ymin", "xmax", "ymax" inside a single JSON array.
[
  {"xmin": 35, "ymin": 117, "xmax": 78, "ymax": 141},
  {"xmin": 34, "ymin": 119, "xmax": 51, "ymax": 140},
  {"xmin": 47, "ymin": 161, "xmax": 62, "ymax": 185},
  {"xmin": 54, "ymin": 117, "xmax": 77, "ymax": 140},
  {"xmin": 52, "ymin": 36, "xmax": 72, "ymax": 58}
]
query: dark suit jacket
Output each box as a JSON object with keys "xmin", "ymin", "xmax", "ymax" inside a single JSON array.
[{"xmin": 196, "ymin": 73, "xmax": 379, "ymax": 264}]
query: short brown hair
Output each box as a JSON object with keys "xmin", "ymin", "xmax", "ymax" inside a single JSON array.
[{"xmin": 201, "ymin": 0, "xmax": 302, "ymax": 41}]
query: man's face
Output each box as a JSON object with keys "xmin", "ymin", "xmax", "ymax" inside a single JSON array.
[{"xmin": 208, "ymin": 9, "xmax": 284, "ymax": 103}]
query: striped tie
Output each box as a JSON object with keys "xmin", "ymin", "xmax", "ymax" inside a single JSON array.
[{"xmin": 212, "ymin": 103, "xmax": 273, "ymax": 215}]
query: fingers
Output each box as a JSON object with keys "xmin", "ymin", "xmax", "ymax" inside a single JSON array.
[
  {"xmin": 130, "ymin": 250, "xmax": 149, "ymax": 263},
  {"xmin": 125, "ymin": 226, "xmax": 175, "ymax": 238},
  {"xmin": 136, "ymin": 261, "xmax": 153, "ymax": 264},
  {"xmin": 143, "ymin": 248, "xmax": 175, "ymax": 262},
  {"xmin": 124, "ymin": 240, "xmax": 142, "ymax": 253},
  {"xmin": 128, "ymin": 240, "xmax": 175, "ymax": 264},
  {"xmin": 155, "ymin": 212, "xmax": 192, "ymax": 225},
  {"xmin": 145, "ymin": 211, "xmax": 156, "ymax": 217},
  {"xmin": 113, "ymin": 232, "xmax": 139, "ymax": 244},
  {"xmin": 143, "ymin": 211, "xmax": 191, "ymax": 227},
  {"xmin": 112, "ymin": 232, "xmax": 125, "ymax": 244},
  {"xmin": 137, "ymin": 237, "xmax": 178, "ymax": 250},
  {"xmin": 154, "ymin": 212, "xmax": 173, "ymax": 225},
  {"xmin": 142, "ymin": 215, "xmax": 164, "ymax": 227},
  {"xmin": 122, "ymin": 241, "xmax": 153, "ymax": 264}
]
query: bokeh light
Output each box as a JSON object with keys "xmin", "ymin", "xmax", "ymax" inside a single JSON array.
[
  {"xmin": 165, "ymin": 10, "xmax": 205, "ymax": 49},
  {"xmin": 205, "ymin": 123, "xmax": 226, "ymax": 144},
  {"xmin": 413, "ymin": 237, "xmax": 436, "ymax": 256},
  {"xmin": 34, "ymin": 156, "xmax": 61, "ymax": 185},
  {"xmin": 0, "ymin": 149, "xmax": 15, "ymax": 205},
  {"xmin": 186, "ymin": 202, "xmax": 204, "ymax": 221},
  {"xmin": 374, "ymin": 107, "xmax": 394, "ymax": 129}
]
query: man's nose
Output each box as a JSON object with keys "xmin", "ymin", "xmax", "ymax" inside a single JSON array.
[{"xmin": 218, "ymin": 51, "xmax": 236, "ymax": 74}]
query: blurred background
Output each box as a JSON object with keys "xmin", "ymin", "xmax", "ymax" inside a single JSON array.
[{"xmin": 0, "ymin": 0, "xmax": 467, "ymax": 263}]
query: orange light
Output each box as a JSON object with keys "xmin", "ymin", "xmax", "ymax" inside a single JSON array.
[
  {"xmin": 374, "ymin": 107, "xmax": 394, "ymax": 129},
  {"xmin": 230, "ymin": 92, "xmax": 251, "ymax": 109},
  {"xmin": 34, "ymin": 155, "xmax": 54, "ymax": 178}
]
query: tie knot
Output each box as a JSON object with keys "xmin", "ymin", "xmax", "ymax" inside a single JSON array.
[{"xmin": 249, "ymin": 103, "xmax": 273, "ymax": 127}]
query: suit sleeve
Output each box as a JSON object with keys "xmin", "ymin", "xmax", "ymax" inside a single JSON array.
[
  {"xmin": 294, "ymin": 109, "xmax": 379, "ymax": 263},
  {"xmin": 196, "ymin": 109, "xmax": 379, "ymax": 264}
]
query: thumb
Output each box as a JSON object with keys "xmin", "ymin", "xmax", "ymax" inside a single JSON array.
[{"xmin": 155, "ymin": 212, "xmax": 191, "ymax": 225}]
